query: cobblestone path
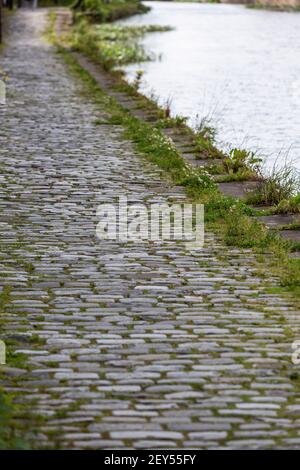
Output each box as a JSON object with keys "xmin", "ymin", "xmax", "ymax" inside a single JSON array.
[{"xmin": 1, "ymin": 10, "xmax": 300, "ymax": 449}]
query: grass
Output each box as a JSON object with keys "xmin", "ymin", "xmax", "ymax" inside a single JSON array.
[
  {"xmin": 247, "ymin": 3, "xmax": 300, "ymax": 12},
  {"xmin": 155, "ymin": 115, "xmax": 188, "ymax": 129},
  {"xmin": 224, "ymin": 210, "xmax": 274, "ymax": 248},
  {"xmin": 0, "ymin": 311, "xmax": 33, "ymax": 449},
  {"xmin": 0, "ymin": 391, "xmax": 30, "ymax": 450},
  {"xmin": 246, "ymin": 164, "xmax": 300, "ymax": 206},
  {"xmin": 223, "ymin": 148, "xmax": 262, "ymax": 180},
  {"xmin": 193, "ymin": 118, "xmax": 225, "ymax": 160},
  {"xmin": 199, "ymin": 147, "xmax": 263, "ymax": 182},
  {"xmin": 66, "ymin": 19, "xmax": 172, "ymax": 70},
  {"xmin": 73, "ymin": 0, "xmax": 150, "ymax": 23},
  {"xmin": 276, "ymin": 193, "xmax": 300, "ymax": 214}
]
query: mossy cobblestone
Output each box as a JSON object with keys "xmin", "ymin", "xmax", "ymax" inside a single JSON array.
[{"xmin": 1, "ymin": 10, "xmax": 300, "ymax": 449}]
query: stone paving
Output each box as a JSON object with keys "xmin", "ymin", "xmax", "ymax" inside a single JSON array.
[{"xmin": 1, "ymin": 10, "xmax": 300, "ymax": 449}]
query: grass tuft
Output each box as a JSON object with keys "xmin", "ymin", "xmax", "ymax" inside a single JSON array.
[
  {"xmin": 247, "ymin": 163, "xmax": 300, "ymax": 206},
  {"xmin": 71, "ymin": 19, "xmax": 172, "ymax": 70}
]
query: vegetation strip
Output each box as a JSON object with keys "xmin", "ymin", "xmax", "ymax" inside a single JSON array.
[{"xmin": 72, "ymin": 0, "xmax": 150, "ymax": 23}]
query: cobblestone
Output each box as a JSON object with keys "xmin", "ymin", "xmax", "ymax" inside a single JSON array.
[{"xmin": 1, "ymin": 9, "xmax": 300, "ymax": 449}]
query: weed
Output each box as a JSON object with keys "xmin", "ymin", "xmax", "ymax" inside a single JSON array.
[
  {"xmin": 162, "ymin": 96, "xmax": 173, "ymax": 119},
  {"xmin": 73, "ymin": 0, "xmax": 150, "ymax": 23},
  {"xmin": 194, "ymin": 118, "xmax": 224, "ymax": 159},
  {"xmin": 224, "ymin": 211, "xmax": 270, "ymax": 248},
  {"xmin": 132, "ymin": 69, "xmax": 144, "ymax": 91},
  {"xmin": 0, "ymin": 391, "xmax": 30, "ymax": 450},
  {"xmin": 276, "ymin": 193, "xmax": 300, "ymax": 214},
  {"xmin": 155, "ymin": 115, "xmax": 188, "ymax": 129},
  {"xmin": 247, "ymin": 163, "xmax": 300, "ymax": 206},
  {"xmin": 72, "ymin": 20, "xmax": 171, "ymax": 70},
  {"xmin": 223, "ymin": 148, "xmax": 262, "ymax": 179}
]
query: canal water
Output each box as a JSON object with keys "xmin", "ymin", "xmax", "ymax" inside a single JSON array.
[{"xmin": 119, "ymin": 2, "xmax": 300, "ymax": 171}]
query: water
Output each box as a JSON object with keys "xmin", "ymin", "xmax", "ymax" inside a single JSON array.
[{"xmin": 119, "ymin": 2, "xmax": 300, "ymax": 170}]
